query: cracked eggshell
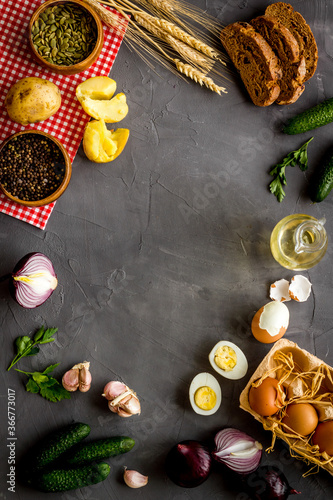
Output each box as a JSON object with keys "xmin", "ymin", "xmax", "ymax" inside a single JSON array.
[
  {"xmin": 251, "ymin": 301, "xmax": 289, "ymax": 344},
  {"xmin": 270, "ymin": 279, "xmax": 291, "ymax": 302},
  {"xmin": 289, "ymin": 275, "xmax": 312, "ymax": 302},
  {"xmin": 209, "ymin": 341, "xmax": 248, "ymax": 380},
  {"xmin": 189, "ymin": 372, "xmax": 221, "ymax": 416}
]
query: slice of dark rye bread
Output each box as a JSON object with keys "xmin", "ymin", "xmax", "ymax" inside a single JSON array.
[
  {"xmin": 265, "ymin": 2, "xmax": 318, "ymax": 81},
  {"xmin": 250, "ymin": 15, "xmax": 306, "ymax": 105},
  {"xmin": 220, "ymin": 22, "xmax": 282, "ymax": 106}
]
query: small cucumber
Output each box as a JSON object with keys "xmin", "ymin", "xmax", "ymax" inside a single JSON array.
[
  {"xmin": 310, "ymin": 146, "xmax": 333, "ymax": 202},
  {"xmin": 283, "ymin": 98, "xmax": 333, "ymax": 135},
  {"xmin": 21, "ymin": 422, "xmax": 91, "ymax": 474},
  {"xmin": 64, "ymin": 436, "xmax": 135, "ymax": 465},
  {"xmin": 30, "ymin": 462, "xmax": 110, "ymax": 492}
]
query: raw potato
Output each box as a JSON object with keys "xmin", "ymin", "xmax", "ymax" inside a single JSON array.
[
  {"xmin": 76, "ymin": 76, "xmax": 128, "ymax": 123},
  {"xmin": 5, "ymin": 77, "xmax": 61, "ymax": 125},
  {"xmin": 83, "ymin": 119, "xmax": 129, "ymax": 163}
]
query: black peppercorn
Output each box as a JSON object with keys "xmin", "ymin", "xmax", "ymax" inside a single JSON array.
[{"xmin": 0, "ymin": 133, "xmax": 65, "ymax": 201}]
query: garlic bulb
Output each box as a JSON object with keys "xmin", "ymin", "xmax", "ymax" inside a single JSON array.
[
  {"xmin": 123, "ymin": 468, "xmax": 148, "ymax": 488},
  {"xmin": 102, "ymin": 381, "xmax": 141, "ymax": 417},
  {"xmin": 62, "ymin": 361, "xmax": 92, "ymax": 392}
]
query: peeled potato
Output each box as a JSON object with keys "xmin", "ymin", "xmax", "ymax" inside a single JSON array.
[
  {"xmin": 5, "ymin": 77, "xmax": 61, "ymax": 125},
  {"xmin": 83, "ymin": 119, "xmax": 129, "ymax": 163},
  {"xmin": 76, "ymin": 76, "xmax": 117, "ymax": 101},
  {"xmin": 76, "ymin": 76, "xmax": 128, "ymax": 123}
]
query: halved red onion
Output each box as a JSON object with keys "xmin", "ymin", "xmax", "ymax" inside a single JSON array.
[
  {"xmin": 10, "ymin": 253, "xmax": 58, "ymax": 309},
  {"xmin": 212, "ymin": 428, "xmax": 262, "ymax": 475}
]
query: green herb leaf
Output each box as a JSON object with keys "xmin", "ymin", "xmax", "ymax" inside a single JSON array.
[
  {"xmin": 41, "ymin": 327, "xmax": 58, "ymax": 341},
  {"xmin": 33, "ymin": 326, "xmax": 46, "ymax": 342},
  {"xmin": 26, "ymin": 378, "xmax": 40, "ymax": 394},
  {"xmin": 43, "ymin": 363, "xmax": 60, "ymax": 374},
  {"xmin": 15, "ymin": 336, "xmax": 33, "ymax": 355},
  {"xmin": 40, "ymin": 379, "xmax": 71, "ymax": 403},
  {"xmin": 7, "ymin": 326, "xmax": 58, "ymax": 370},
  {"xmin": 269, "ymin": 137, "xmax": 314, "ymax": 202},
  {"xmin": 15, "ymin": 364, "xmax": 71, "ymax": 403},
  {"xmin": 26, "ymin": 347, "xmax": 40, "ymax": 356}
]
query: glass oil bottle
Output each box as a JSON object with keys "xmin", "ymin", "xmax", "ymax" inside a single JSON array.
[{"xmin": 270, "ymin": 214, "xmax": 328, "ymax": 270}]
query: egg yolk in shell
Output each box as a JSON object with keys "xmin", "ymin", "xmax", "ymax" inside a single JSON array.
[
  {"xmin": 194, "ymin": 386, "xmax": 217, "ymax": 410},
  {"xmin": 214, "ymin": 345, "xmax": 237, "ymax": 371}
]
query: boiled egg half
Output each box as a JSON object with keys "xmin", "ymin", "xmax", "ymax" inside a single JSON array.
[
  {"xmin": 209, "ymin": 340, "xmax": 248, "ymax": 380},
  {"xmin": 189, "ymin": 372, "xmax": 222, "ymax": 415}
]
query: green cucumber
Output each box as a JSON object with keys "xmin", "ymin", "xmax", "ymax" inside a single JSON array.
[
  {"xmin": 310, "ymin": 146, "xmax": 333, "ymax": 202},
  {"xmin": 21, "ymin": 422, "xmax": 91, "ymax": 474},
  {"xmin": 283, "ymin": 98, "xmax": 333, "ymax": 135},
  {"xmin": 64, "ymin": 436, "xmax": 135, "ymax": 465},
  {"xmin": 30, "ymin": 462, "xmax": 110, "ymax": 492}
]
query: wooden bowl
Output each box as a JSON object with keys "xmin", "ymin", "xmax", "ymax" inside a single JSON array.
[
  {"xmin": 28, "ymin": 0, "xmax": 104, "ymax": 75},
  {"xmin": 0, "ymin": 130, "xmax": 72, "ymax": 207}
]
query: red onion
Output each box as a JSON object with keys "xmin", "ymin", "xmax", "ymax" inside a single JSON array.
[
  {"xmin": 242, "ymin": 465, "xmax": 300, "ymax": 499},
  {"xmin": 9, "ymin": 253, "xmax": 57, "ymax": 309},
  {"xmin": 212, "ymin": 428, "xmax": 262, "ymax": 474},
  {"xmin": 165, "ymin": 440, "xmax": 212, "ymax": 488}
]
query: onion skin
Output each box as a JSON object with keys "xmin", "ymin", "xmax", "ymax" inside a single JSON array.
[
  {"xmin": 165, "ymin": 440, "xmax": 212, "ymax": 488},
  {"xmin": 242, "ymin": 466, "xmax": 300, "ymax": 499},
  {"xmin": 9, "ymin": 252, "xmax": 57, "ymax": 309}
]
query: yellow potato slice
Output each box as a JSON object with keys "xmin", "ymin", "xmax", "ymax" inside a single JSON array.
[
  {"xmin": 76, "ymin": 76, "xmax": 117, "ymax": 102},
  {"xmin": 80, "ymin": 93, "xmax": 128, "ymax": 123},
  {"xmin": 83, "ymin": 119, "xmax": 129, "ymax": 163}
]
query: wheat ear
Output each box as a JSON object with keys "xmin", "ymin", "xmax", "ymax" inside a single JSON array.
[
  {"xmin": 81, "ymin": 0, "xmax": 127, "ymax": 34},
  {"xmin": 152, "ymin": 17, "xmax": 220, "ymax": 60},
  {"xmin": 165, "ymin": 34, "xmax": 213, "ymax": 71},
  {"xmin": 174, "ymin": 59, "xmax": 227, "ymax": 95}
]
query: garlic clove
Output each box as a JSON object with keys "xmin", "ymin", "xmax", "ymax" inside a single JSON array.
[
  {"xmin": 102, "ymin": 380, "xmax": 128, "ymax": 400},
  {"xmin": 79, "ymin": 366, "xmax": 92, "ymax": 392},
  {"xmin": 123, "ymin": 468, "xmax": 148, "ymax": 488},
  {"xmin": 62, "ymin": 368, "xmax": 80, "ymax": 392},
  {"xmin": 122, "ymin": 395, "xmax": 141, "ymax": 416}
]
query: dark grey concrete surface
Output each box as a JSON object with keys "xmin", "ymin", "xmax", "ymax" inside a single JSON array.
[{"xmin": 2, "ymin": 0, "xmax": 333, "ymax": 498}]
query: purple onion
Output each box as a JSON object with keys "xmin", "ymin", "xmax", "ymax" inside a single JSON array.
[
  {"xmin": 212, "ymin": 428, "xmax": 262, "ymax": 475},
  {"xmin": 9, "ymin": 253, "xmax": 57, "ymax": 309},
  {"xmin": 165, "ymin": 440, "xmax": 212, "ymax": 488}
]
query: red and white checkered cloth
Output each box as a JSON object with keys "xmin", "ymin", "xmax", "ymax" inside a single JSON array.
[{"xmin": 0, "ymin": 0, "xmax": 127, "ymax": 229}]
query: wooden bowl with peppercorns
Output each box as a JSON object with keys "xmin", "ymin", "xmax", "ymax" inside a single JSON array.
[
  {"xmin": 0, "ymin": 130, "xmax": 72, "ymax": 207},
  {"xmin": 28, "ymin": 0, "xmax": 104, "ymax": 75}
]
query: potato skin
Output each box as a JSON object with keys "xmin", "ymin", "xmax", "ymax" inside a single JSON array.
[{"xmin": 5, "ymin": 77, "xmax": 61, "ymax": 125}]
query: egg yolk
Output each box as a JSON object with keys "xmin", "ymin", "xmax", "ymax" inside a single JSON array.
[
  {"xmin": 194, "ymin": 386, "xmax": 217, "ymax": 410},
  {"xmin": 214, "ymin": 346, "xmax": 237, "ymax": 371}
]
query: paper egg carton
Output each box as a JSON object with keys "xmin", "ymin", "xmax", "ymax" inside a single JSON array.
[{"xmin": 239, "ymin": 338, "xmax": 333, "ymax": 475}]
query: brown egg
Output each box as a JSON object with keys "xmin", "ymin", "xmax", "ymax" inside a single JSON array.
[
  {"xmin": 248, "ymin": 377, "xmax": 283, "ymax": 416},
  {"xmin": 282, "ymin": 403, "xmax": 318, "ymax": 436},
  {"xmin": 312, "ymin": 421, "xmax": 333, "ymax": 455},
  {"xmin": 251, "ymin": 301, "xmax": 289, "ymax": 344}
]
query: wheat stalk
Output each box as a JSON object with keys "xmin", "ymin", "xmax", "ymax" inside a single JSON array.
[{"xmin": 174, "ymin": 59, "xmax": 227, "ymax": 95}]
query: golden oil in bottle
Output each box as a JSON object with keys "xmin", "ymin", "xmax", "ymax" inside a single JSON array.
[{"xmin": 270, "ymin": 214, "xmax": 328, "ymax": 270}]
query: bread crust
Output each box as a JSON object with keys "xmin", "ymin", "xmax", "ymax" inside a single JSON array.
[
  {"xmin": 250, "ymin": 15, "xmax": 306, "ymax": 105},
  {"xmin": 265, "ymin": 2, "xmax": 318, "ymax": 81},
  {"xmin": 220, "ymin": 22, "xmax": 282, "ymax": 106}
]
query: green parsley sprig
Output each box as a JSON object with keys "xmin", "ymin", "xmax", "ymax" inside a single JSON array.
[
  {"xmin": 269, "ymin": 137, "xmax": 314, "ymax": 202},
  {"xmin": 7, "ymin": 326, "xmax": 58, "ymax": 371},
  {"xmin": 15, "ymin": 364, "xmax": 71, "ymax": 403}
]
